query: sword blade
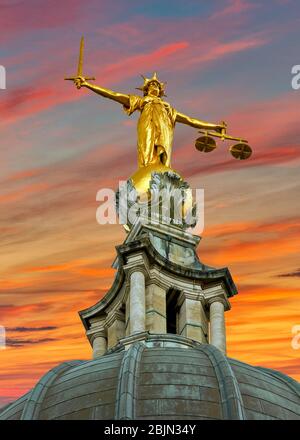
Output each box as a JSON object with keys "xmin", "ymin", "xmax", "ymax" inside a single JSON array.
[{"xmin": 77, "ymin": 36, "xmax": 84, "ymax": 77}]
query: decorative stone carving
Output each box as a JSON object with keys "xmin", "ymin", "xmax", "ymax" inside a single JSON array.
[{"xmin": 115, "ymin": 171, "xmax": 197, "ymax": 231}]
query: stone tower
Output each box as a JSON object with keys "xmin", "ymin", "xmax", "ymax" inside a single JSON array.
[{"xmin": 1, "ymin": 173, "xmax": 299, "ymax": 420}]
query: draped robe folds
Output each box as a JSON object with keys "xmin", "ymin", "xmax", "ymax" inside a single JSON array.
[{"xmin": 124, "ymin": 95, "xmax": 177, "ymax": 168}]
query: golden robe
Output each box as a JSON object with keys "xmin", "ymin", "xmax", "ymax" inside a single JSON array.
[{"xmin": 124, "ymin": 95, "xmax": 177, "ymax": 168}]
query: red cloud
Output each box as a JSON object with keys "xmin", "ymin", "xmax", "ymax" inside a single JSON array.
[
  {"xmin": 91, "ymin": 41, "xmax": 189, "ymax": 86},
  {"xmin": 0, "ymin": 0, "xmax": 82, "ymax": 41}
]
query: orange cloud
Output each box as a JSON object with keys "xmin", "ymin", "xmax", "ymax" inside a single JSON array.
[
  {"xmin": 204, "ymin": 218, "xmax": 300, "ymax": 237},
  {"xmin": 0, "ymin": 182, "xmax": 50, "ymax": 204}
]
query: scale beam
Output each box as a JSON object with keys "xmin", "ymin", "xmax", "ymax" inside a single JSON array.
[{"xmin": 198, "ymin": 130, "xmax": 248, "ymax": 144}]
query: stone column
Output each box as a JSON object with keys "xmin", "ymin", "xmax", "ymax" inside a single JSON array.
[
  {"xmin": 130, "ymin": 270, "xmax": 146, "ymax": 334},
  {"xmin": 209, "ymin": 300, "xmax": 226, "ymax": 354},
  {"xmin": 92, "ymin": 331, "xmax": 107, "ymax": 359}
]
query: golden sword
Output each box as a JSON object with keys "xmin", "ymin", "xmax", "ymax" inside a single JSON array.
[{"xmin": 65, "ymin": 36, "xmax": 95, "ymax": 88}]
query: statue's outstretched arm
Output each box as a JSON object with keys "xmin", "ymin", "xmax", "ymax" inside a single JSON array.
[
  {"xmin": 176, "ymin": 112, "xmax": 226, "ymax": 133},
  {"xmin": 74, "ymin": 76, "xmax": 130, "ymax": 107}
]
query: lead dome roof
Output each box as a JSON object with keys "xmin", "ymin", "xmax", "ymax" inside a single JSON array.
[{"xmin": 1, "ymin": 335, "xmax": 299, "ymax": 420}]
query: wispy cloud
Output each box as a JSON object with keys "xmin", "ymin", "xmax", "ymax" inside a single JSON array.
[
  {"xmin": 6, "ymin": 326, "xmax": 58, "ymax": 332},
  {"xmin": 277, "ymin": 268, "xmax": 300, "ymax": 278},
  {"xmin": 5, "ymin": 338, "xmax": 58, "ymax": 347}
]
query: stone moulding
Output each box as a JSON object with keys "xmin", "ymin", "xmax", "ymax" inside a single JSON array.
[{"xmin": 114, "ymin": 342, "xmax": 145, "ymax": 419}]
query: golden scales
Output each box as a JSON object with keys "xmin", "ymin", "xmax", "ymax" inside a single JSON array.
[{"xmin": 195, "ymin": 123, "xmax": 252, "ymax": 160}]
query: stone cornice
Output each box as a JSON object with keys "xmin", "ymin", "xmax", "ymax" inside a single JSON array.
[
  {"xmin": 105, "ymin": 310, "xmax": 125, "ymax": 328},
  {"xmin": 123, "ymin": 250, "xmax": 150, "ymax": 280},
  {"xmin": 79, "ymin": 233, "xmax": 236, "ymax": 332},
  {"xmin": 177, "ymin": 290, "xmax": 205, "ymax": 308},
  {"xmin": 78, "ymin": 265, "xmax": 125, "ymax": 330},
  {"xmin": 118, "ymin": 236, "xmax": 237, "ymax": 297}
]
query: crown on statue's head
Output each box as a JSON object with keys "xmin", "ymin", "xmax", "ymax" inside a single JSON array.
[{"xmin": 136, "ymin": 72, "xmax": 166, "ymax": 96}]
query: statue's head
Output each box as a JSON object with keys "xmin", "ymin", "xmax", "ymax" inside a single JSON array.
[
  {"xmin": 146, "ymin": 80, "xmax": 161, "ymax": 97},
  {"xmin": 136, "ymin": 72, "xmax": 166, "ymax": 97}
]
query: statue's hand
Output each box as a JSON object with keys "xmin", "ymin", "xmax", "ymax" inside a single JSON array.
[
  {"xmin": 216, "ymin": 121, "xmax": 227, "ymax": 134},
  {"xmin": 74, "ymin": 76, "xmax": 87, "ymax": 89}
]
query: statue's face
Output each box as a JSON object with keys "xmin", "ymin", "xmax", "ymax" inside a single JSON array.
[{"xmin": 147, "ymin": 81, "xmax": 160, "ymax": 97}]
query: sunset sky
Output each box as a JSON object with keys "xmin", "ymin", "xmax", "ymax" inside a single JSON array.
[{"xmin": 0, "ymin": 0, "xmax": 300, "ymax": 408}]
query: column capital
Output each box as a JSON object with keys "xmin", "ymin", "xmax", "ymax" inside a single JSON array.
[
  {"xmin": 205, "ymin": 294, "xmax": 231, "ymax": 311},
  {"xmin": 123, "ymin": 251, "xmax": 150, "ymax": 280},
  {"xmin": 177, "ymin": 290, "xmax": 204, "ymax": 308},
  {"xmin": 87, "ymin": 328, "xmax": 106, "ymax": 345},
  {"xmin": 207, "ymin": 297, "xmax": 228, "ymax": 308},
  {"xmin": 126, "ymin": 266, "xmax": 148, "ymax": 280},
  {"xmin": 203, "ymin": 284, "xmax": 231, "ymax": 311}
]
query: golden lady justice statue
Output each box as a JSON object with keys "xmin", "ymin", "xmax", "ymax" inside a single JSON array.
[{"xmin": 65, "ymin": 37, "xmax": 252, "ymax": 194}]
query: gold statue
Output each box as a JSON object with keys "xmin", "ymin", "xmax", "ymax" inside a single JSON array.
[
  {"xmin": 66, "ymin": 37, "xmax": 251, "ymax": 193},
  {"xmin": 73, "ymin": 71, "xmax": 226, "ymax": 167}
]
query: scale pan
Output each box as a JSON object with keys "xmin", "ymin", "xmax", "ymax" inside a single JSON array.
[
  {"xmin": 229, "ymin": 143, "xmax": 252, "ymax": 160},
  {"xmin": 195, "ymin": 136, "xmax": 216, "ymax": 153}
]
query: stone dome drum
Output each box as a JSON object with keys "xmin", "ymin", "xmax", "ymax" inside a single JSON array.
[{"xmin": 1, "ymin": 335, "xmax": 299, "ymax": 420}]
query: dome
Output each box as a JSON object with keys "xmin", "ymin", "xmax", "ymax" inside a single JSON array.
[{"xmin": 1, "ymin": 334, "xmax": 299, "ymax": 420}]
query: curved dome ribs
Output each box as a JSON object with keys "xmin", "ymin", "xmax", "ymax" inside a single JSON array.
[
  {"xmin": 0, "ymin": 336, "xmax": 299, "ymax": 420},
  {"xmin": 115, "ymin": 342, "xmax": 145, "ymax": 419},
  {"xmin": 200, "ymin": 345, "xmax": 246, "ymax": 420},
  {"xmin": 0, "ymin": 393, "xmax": 29, "ymax": 420},
  {"xmin": 255, "ymin": 366, "xmax": 300, "ymax": 398},
  {"xmin": 229, "ymin": 359, "xmax": 300, "ymax": 420},
  {"xmin": 20, "ymin": 361, "xmax": 83, "ymax": 420}
]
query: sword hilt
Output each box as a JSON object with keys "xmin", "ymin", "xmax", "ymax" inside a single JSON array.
[
  {"xmin": 64, "ymin": 77, "xmax": 96, "ymax": 80},
  {"xmin": 64, "ymin": 76, "xmax": 96, "ymax": 89}
]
